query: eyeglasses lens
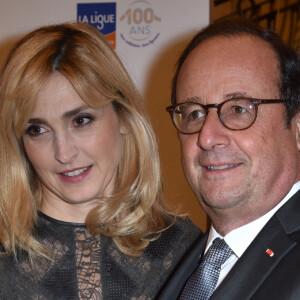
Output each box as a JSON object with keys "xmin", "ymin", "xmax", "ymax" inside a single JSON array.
[{"xmin": 173, "ymin": 99, "xmax": 256, "ymax": 133}]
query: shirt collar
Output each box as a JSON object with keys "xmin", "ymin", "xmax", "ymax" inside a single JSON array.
[{"xmin": 206, "ymin": 181, "xmax": 300, "ymax": 258}]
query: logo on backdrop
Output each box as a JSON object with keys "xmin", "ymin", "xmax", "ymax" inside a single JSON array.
[
  {"xmin": 77, "ymin": 3, "xmax": 116, "ymax": 49},
  {"xmin": 119, "ymin": 0, "xmax": 161, "ymax": 48}
]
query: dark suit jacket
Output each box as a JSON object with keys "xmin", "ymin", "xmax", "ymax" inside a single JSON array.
[{"xmin": 158, "ymin": 190, "xmax": 300, "ymax": 300}]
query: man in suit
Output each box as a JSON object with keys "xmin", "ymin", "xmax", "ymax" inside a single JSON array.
[{"xmin": 160, "ymin": 17, "xmax": 300, "ymax": 299}]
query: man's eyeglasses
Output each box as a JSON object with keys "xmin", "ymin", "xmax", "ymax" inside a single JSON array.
[{"xmin": 166, "ymin": 98, "xmax": 287, "ymax": 134}]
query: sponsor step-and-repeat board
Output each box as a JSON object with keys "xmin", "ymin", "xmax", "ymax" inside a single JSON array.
[{"xmin": 0, "ymin": 0, "xmax": 209, "ymax": 92}]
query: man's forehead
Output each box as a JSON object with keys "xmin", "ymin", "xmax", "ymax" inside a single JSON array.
[
  {"xmin": 181, "ymin": 34, "xmax": 278, "ymax": 71},
  {"xmin": 176, "ymin": 34, "xmax": 280, "ymax": 102}
]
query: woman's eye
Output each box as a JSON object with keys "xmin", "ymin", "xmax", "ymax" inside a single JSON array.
[
  {"xmin": 73, "ymin": 115, "xmax": 94, "ymax": 127},
  {"xmin": 25, "ymin": 125, "xmax": 47, "ymax": 136}
]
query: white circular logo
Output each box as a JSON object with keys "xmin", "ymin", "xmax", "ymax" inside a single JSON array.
[{"xmin": 120, "ymin": 0, "xmax": 161, "ymax": 47}]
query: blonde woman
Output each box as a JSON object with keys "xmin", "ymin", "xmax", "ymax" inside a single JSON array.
[{"xmin": 0, "ymin": 23, "xmax": 201, "ymax": 299}]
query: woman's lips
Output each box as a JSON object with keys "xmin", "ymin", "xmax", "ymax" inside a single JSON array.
[
  {"xmin": 62, "ymin": 167, "xmax": 89, "ymax": 177},
  {"xmin": 58, "ymin": 165, "xmax": 92, "ymax": 183}
]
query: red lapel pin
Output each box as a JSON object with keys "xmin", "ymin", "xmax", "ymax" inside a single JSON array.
[{"xmin": 266, "ymin": 249, "xmax": 274, "ymax": 257}]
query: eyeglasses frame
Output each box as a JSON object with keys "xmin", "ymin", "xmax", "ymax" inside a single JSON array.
[{"xmin": 166, "ymin": 97, "xmax": 288, "ymax": 134}]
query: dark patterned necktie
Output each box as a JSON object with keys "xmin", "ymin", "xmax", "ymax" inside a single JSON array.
[{"xmin": 179, "ymin": 238, "xmax": 233, "ymax": 300}]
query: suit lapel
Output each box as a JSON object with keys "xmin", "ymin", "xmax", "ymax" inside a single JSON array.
[
  {"xmin": 211, "ymin": 191, "xmax": 300, "ymax": 300},
  {"xmin": 157, "ymin": 232, "xmax": 208, "ymax": 300}
]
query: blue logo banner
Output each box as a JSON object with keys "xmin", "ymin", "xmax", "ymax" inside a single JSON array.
[{"xmin": 77, "ymin": 3, "xmax": 116, "ymax": 35}]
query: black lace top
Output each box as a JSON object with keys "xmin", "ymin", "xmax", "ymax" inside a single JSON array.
[{"xmin": 0, "ymin": 213, "xmax": 201, "ymax": 300}]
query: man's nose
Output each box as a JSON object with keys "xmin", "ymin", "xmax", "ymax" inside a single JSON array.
[
  {"xmin": 197, "ymin": 110, "xmax": 230, "ymax": 151},
  {"xmin": 54, "ymin": 132, "xmax": 78, "ymax": 164}
]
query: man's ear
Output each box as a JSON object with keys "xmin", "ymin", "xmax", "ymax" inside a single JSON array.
[{"xmin": 295, "ymin": 111, "xmax": 300, "ymax": 151}]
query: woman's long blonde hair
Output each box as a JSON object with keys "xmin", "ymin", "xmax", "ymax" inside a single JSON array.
[{"xmin": 0, "ymin": 22, "xmax": 173, "ymax": 258}]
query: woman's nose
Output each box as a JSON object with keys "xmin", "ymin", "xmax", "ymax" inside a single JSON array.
[{"xmin": 54, "ymin": 133, "xmax": 78, "ymax": 164}]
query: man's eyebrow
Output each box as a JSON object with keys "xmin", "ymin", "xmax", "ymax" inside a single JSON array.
[
  {"xmin": 224, "ymin": 92, "xmax": 249, "ymax": 99},
  {"xmin": 181, "ymin": 92, "xmax": 251, "ymax": 103},
  {"xmin": 181, "ymin": 96, "xmax": 202, "ymax": 103}
]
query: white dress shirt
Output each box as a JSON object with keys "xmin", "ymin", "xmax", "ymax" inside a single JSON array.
[{"xmin": 204, "ymin": 181, "xmax": 300, "ymax": 288}]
